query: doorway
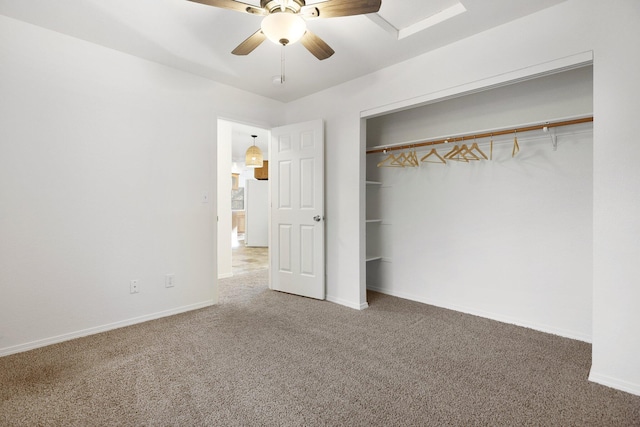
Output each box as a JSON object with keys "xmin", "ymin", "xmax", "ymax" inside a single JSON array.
[
  {"xmin": 232, "ymin": 245, "xmax": 269, "ymax": 275},
  {"xmin": 217, "ymin": 118, "xmax": 326, "ymax": 302},
  {"xmin": 217, "ymin": 118, "xmax": 270, "ymax": 279}
]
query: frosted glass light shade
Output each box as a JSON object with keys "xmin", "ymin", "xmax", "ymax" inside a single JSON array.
[
  {"xmin": 245, "ymin": 145, "xmax": 264, "ymax": 168},
  {"xmin": 261, "ymin": 13, "xmax": 306, "ymax": 46}
]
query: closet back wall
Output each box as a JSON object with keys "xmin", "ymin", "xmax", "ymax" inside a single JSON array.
[
  {"xmin": 368, "ymin": 67, "xmax": 593, "ymax": 148},
  {"xmin": 366, "ymin": 67, "xmax": 593, "ymax": 342}
]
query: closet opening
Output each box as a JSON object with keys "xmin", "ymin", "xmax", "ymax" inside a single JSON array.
[{"xmin": 363, "ymin": 65, "xmax": 594, "ymax": 342}]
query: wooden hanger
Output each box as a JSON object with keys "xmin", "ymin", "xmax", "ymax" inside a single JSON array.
[
  {"xmin": 380, "ymin": 149, "xmax": 419, "ymax": 168},
  {"xmin": 393, "ymin": 149, "xmax": 418, "ymax": 167},
  {"xmin": 392, "ymin": 151, "xmax": 411, "ymax": 167},
  {"xmin": 447, "ymin": 142, "xmax": 479, "ymax": 162},
  {"xmin": 420, "ymin": 148, "xmax": 446, "ymax": 164},
  {"xmin": 469, "ymin": 138, "xmax": 488, "ymax": 160},
  {"xmin": 377, "ymin": 151, "xmax": 405, "ymax": 168},
  {"xmin": 407, "ymin": 148, "xmax": 419, "ymax": 167},
  {"xmin": 444, "ymin": 145, "xmax": 460, "ymax": 158},
  {"xmin": 512, "ymin": 131, "xmax": 520, "ymax": 157},
  {"xmin": 444, "ymin": 139, "xmax": 467, "ymax": 162},
  {"xmin": 489, "ymin": 135, "xmax": 493, "ymax": 161},
  {"xmin": 459, "ymin": 144, "xmax": 480, "ymax": 161}
]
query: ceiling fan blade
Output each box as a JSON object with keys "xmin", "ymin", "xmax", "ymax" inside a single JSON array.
[
  {"xmin": 300, "ymin": 31, "xmax": 335, "ymax": 60},
  {"xmin": 301, "ymin": 0, "xmax": 381, "ymax": 18},
  {"xmin": 186, "ymin": 0, "xmax": 266, "ymax": 15},
  {"xmin": 232, "ymin": 29, "xmax": 267, "ymax": 55}
]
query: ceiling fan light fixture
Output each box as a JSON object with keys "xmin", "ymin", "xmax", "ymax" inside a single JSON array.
[
  {"xmin": 245, "ymin": 135, "xmax": 264, "ymax": 168},
  {"xmin": 261, "ymin": 12, "xmax": 307, "ymax": 46}
]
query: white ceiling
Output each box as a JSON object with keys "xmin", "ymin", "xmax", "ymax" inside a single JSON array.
[
  {"xmin": 0, "ymin": 0, "xmax": 567, "ymax": 103},
  {"xmin": 0, "ymin": 0, "xmax": 567, "ymax": 160}
]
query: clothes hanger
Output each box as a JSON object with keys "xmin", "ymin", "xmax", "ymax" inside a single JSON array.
[
  {"xmin": 489, "ymin": 134, "xmax": 494, "ymax": 161},
  {"xmin": 458, "ymin": 144, "xmax": 480, "ymax": 161},
  {"xmin": 391, "ymin": 151, "xmax": 410, "ymax": 167},
  {"xmin": 443, "ymin": 139, "xmax": 458, "ymax": 158},
  {"xmin": 408, "ymin": 147, "xmax": 420, "ymax": 167},
  {"xmin": 469, "ymin": 137, "xmax": 488, "ymax": 160},
  {"xmin": 512, "ymin": 130, "xmax": 520, "ymax": 157},
  {"xmin": 446, "ymin": 140, "xmax": 479, "ymax": 162},
  {"xmin": 444, "ymin": 139, "xmax": 467, "ymax": 162},
  {"xmin": 394, "ymin": 150, "xmax": 418, "ymax": 167},
  {"xmin": 377, "ymin": 150, "xmax": 404, "ymax": 168},
  {"xmin": 389, "ymin": 148, "xmax": 419, "ymax": 167},
  {"xmin": 420, "ymin": 147, "xmax": 447, "ymax": 164}
]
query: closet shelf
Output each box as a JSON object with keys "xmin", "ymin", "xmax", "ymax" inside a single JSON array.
[
  {"xmin": 366, "ymin": 115, "xmax": 593, "ymax": 155},
  {"xmin": 366, "ymin": 180, "xmax": 382, "ymax": 185},
  {"xmin": 366, "ymin": 255, "xmax": 383, "ymax": 262},
  {"xmin": 366, "ymin": 219, "xmax": 383, "ymax": 223}
]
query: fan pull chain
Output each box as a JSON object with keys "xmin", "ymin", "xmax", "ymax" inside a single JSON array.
[{"xmin": 280, "ymin": 45, "xmax": 286, "ymax": 84}]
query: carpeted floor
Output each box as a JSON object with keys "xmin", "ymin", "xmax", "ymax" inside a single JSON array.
[{"xmin": 1, "ymin": 269, "xmax": 639, "ymax": 426}]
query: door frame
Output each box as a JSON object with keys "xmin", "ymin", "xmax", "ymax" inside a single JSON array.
[{"xmin": 216, "ymin": 117, "xmax": 271, "ymax": 281}]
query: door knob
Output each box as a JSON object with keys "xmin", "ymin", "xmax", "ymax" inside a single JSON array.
[{"xmin": 313, "ymin": 215, "xmax": 322, "ymax": 222}]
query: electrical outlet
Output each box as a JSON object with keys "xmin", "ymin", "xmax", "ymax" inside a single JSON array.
[
  {"xmin": 165, "ymin": 274, "xmax": 175, "ymax": 288},
  {"xmin": 130, "ymin": 279, "xmax": 139, "ymax": 294}
]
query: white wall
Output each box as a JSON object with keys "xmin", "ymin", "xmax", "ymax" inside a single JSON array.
[
  {"xmin": 367, "ymin": 67, "xmax": 594, "ymax": 148},
  {"xmin": 0, "ymin": 15, "xmax": 282, "ymax": 355},
  {"xmin": 283, "ymin": 0, "xmax": 640, "ymax": 395},
  {"xmin": 590, "ymin": 2, "xmax": 640, "ymax": 396},
  {"xmin": 217, "ymin": 120, "xmax": 233, "ymax": 279}
]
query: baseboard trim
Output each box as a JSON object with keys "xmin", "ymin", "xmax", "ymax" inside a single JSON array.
[
  {"xmin": 0, "ymin": 300, "xmax": 215, "ymax": 357},
  {"xmin": 218, "ymin": 273, "xmax": 233, "ymax": 279},
  {"xmin": 326, "ymin": 294, "xmax": 369, "ymax": 310},
  {"xmin": 589, "ymin": 372, "xmax": 640, "ymax": 397},
  {"xmin": 367, "ymin": 285, "xmax": 591, "ymax": 343}
]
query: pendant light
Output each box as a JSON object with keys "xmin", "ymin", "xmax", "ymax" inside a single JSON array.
[{"xmin": 245, "ymin": 134, "xmax": 263, "ymax": 168}]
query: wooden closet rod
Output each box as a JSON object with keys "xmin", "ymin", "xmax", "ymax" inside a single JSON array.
[{"xmin": 366, "ymin": 116, "xmax": 593, "ymax": 155}]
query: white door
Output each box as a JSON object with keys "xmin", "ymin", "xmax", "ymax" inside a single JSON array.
[{"xmin": 270, "ymin": 119, "xmax": 325, "ymax": 300}]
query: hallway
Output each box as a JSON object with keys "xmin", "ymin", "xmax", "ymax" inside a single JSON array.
[{"xmin": 232, "ymin": 243, "xmax": 268, "ymax": 275}]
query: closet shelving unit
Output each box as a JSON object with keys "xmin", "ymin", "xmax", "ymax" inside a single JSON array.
[{"xmin": 365, "ymin": 180, "xmax": 384, "ymax": 263}]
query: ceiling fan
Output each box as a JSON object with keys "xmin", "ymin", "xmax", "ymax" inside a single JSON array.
[{"xmin": 187, "ymin": 0, "xmax": 382, "ymax": 60}]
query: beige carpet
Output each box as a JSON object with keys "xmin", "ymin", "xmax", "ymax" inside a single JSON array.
[{"xmin": 1, "ymin": 270, "xmax": 639, "ymax": 426}]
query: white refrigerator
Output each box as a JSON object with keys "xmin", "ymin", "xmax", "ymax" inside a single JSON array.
[{"xmin": 245, "ymin": 179, "xmax": 268, "ymax": 247}]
